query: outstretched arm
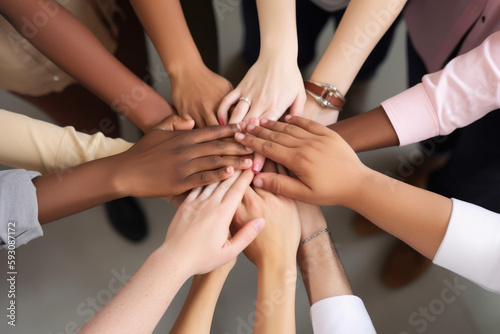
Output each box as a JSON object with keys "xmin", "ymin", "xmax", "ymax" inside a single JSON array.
[
  {"xmin": 130, "ymin": 0, "xmax": 232, "ymax": 127},
  {"xmin": 169, "ymin": 260, "xmax": 235, "ymax": 334},
  {"xmin": 0, "ymin": 0, "xmax": 173, "ymax": 131},
  {"xmin": 34, "ymin": 116, "xmax": 253, "ymax": 224},
  {"xmin": 235, "ymin": 116, "xmax": 451, "ymax": 259},
  {"xmin": 232, "ymin": 165, "xmax": 301, "ymax": 334},
  {"xmin": 296, "ymin": 202, "xmax": 376, "ymax": 333},
  {"xmin": 80, "ymin": 170, "xmax": 264, "ymax": 333}
]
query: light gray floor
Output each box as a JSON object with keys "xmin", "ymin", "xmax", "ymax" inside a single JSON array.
[{"xmin": 1, "ymin": 3, "xmax": 500, "ymax": 334}]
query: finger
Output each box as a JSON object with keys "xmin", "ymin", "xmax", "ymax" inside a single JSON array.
[
  {"xmin": 252, "ymin": 153, "xmax": 266, "ymax": 174},
  {"xmin": 288, "ymin": 89, "xmax": 307, "ymax": 117},
  {"xmin": 211, "ymin": 170, "xmax": 243, "ymax": 202},
  {"xmin": 152, "ymin": 115, "xmax": 195, "ymax": 132},
  {"xmin": 276, "ymin": 163, "xmax": 289, "ymax": 176},
  {"xmin": 229, "ymin": 99, "xmax": 252, "ymax": 124},
  {"xmin": 261, "ymin": 158, "xmax": 277, "ymax": 174},
  {"xmin": 221, "ymin": 169, "xmax": 255, "ymax": 208},
  {"xmin": 245, "ymin": 123, "xmax": 301, "ymax": 147},
  {"xmin": 190, "ymin": 124, "xmax": 243, "ymax": 143},
  {"xmin": 185, "ymin": 186, "xmax": 203, "ymax": 203},
  {"xmin": 285, "ymin": 115, "xmax": 329, "ymax": 136},
  {"xmin": 191, "ymin": 140, "xmax": 253, "ymax": 157},
  {"xmin": 186, "ymin": 156, "xmax": 252, "ymax": 175},
  {"xmin": 184, "ymin": 166, "xmax": 235, "ymax": 190},
  {"xmin": 234, "ymin": 132, "xmax": 292, "ymax": 166},
  {"xmin": 198, "ymin": 181, "xmax": 221, "ymax": 200},
  {"xmin": 171, "ymin": 191, "xmax": 189, "ymax": 208},
  {"xmin": 257, "ymin": 118, "xmax": 311, "ymax": 140},
  {"xmin": 218, "ymin": 89, "xmax": 241, "ymax": 125},
  {"xmin": 204, "ymin": 110, "xmax": 220, "ymax": 127},
  {"xmin": 224, "ymin": 217, "xmax": 265, "ymax": 259},
  {"xmin": 253, "ymin": 172, "xmax": 313, "ymax": 202}
]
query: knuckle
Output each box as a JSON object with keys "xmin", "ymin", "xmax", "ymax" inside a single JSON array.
[
  {"xmin": 212, "ymin": 140, "xmax": 226, "ymax": 150},
  {"xmin": 207, "ymin": 125, "xmax": 222, "ymax": 133},
  {"xmin": 269, "ymin": 131, "xmax": 281, "ymax": 141},
  {"xmin": 284, "ymin": 124, "xmax": 297, "ymax": 134},
  {"xmin": 209, "ymin": 155, "xmax": 222, "ymax": 165},
  {"xmin": 261, "ymin": 141, "xmax": 273, "ymax": 153}
]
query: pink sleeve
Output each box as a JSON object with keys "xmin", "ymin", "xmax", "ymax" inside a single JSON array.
[{"xmin": 381, "ymin": 31, "xmax": 500, "ymax": 146}]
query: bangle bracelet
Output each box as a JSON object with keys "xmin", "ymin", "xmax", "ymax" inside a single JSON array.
[{"xmin": 299, "ymin": 228, "xmax": 330, "ymax": 247}]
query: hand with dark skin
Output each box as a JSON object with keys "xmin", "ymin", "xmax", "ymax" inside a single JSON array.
[{"xmin": 33, "ymin": 115, "xmax": 254, "ymax": 224}]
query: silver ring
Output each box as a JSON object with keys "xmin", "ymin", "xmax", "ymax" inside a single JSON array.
[{"xmin": 239, "ymin": 96, "xmax": 251, "ymax": 108}]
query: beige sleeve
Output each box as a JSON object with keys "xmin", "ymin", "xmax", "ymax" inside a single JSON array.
[{"xmin": 0, "ymin": 109, "xmax": 133, "ymax": 175}]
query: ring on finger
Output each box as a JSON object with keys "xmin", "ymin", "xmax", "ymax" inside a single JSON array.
[{"xmin": 239, "ymin": 96, "xmax": 251, "ymax": 108}]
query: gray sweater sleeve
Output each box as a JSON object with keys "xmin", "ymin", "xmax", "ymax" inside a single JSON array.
[{"xmin": 0, "ymin": 169, "xmax": 43, "ymax": 249}]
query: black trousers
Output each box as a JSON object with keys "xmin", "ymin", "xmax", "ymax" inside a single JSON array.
[{"xmin": 242, "ymin": 0, "xmax": 400, "ymax": 82}]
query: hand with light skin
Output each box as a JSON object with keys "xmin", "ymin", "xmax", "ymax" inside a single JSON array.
[
  {"xmin": 80, "ymin": 170, "xmax": 265, "ymax": 334},
  {"xmin": 231, "ymin": 162, "xmax": 300, "ymax": 334},
  {"xmin": 33, "ymin": 115, "xmax": 254, "ymax": 223},
  {"xmin": 234, "ymin": 115, "xmax": 452, "ymax": 259},
  {"xmin": 217, "ymin": 0, "xmax": 306, "ymax": 125}
]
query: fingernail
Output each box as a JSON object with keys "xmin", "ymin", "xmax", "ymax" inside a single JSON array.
[
  {"xmin": 254, "ymin": 178, "xmax": 263, "ymax": 188},
  {"xmin": 226, "ymin": 166, "xmax": 234, "ymax": 174},
  {"xmin": 244, "ymin": 159, "xmax": 251, "ymax": 165},
  {"xmin": 235, "ymin": 133, "xmax": 245, "ymax": 140},
  {"xmin": 239, "ymin": 122, "xmax": 246, "ymax": 130},
  {"xmin": 247, "ymin": 124, "xmax": 255, "ymax": 131},
  {"xmin": 252, "ymin": 163, "xmax": 260, "ymax": 173},
  {"xmin": 254, "ymin": 218, "xmax": 265, "ymax": 232},
  {"xmin": 261, "ymin": 118, "xmax": 269, "ymax": 124},
  {"xmin": 285, "ymin": 115, "xmax": 292, "ymax": 121},
  {"xmin": 219, "ymin": 118, "xmax": 224, "ymax": 125},
  {"xmin": 250, "ymin": 117, "xmax": 259, "ymax": 125},
  {"xmin": 245, "ymin": 146, "xmax": 253, "ymax": 152},
  {"xmin": 236, "ymin": 123, "xmax": 241, "ymax": 131}
]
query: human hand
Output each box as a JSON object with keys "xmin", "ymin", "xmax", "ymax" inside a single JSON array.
[
  {"xmin": 113, "ymin": 115, "xmax": 254, "ymax": 198},
  {"xmin": 163, "ymin": 170, "xmax": 265, "ymax": 276},
  {"xmin": 217, "ymin": 54, "xmax": 306, "ymax": 126},
  {"xmin": 303, "ymin": 94, "xmax": 340, "ymax": 126},
  {"xmin": 232, "ymin": 162, "xmax": 301, "ymax": 268},
  {"xmin": 170, "ymin": 64, "xmax": 233, "ymax": 128},
  {"xmin": 234, "ymin": 115, "xmax": 368, "ymax": 206}
]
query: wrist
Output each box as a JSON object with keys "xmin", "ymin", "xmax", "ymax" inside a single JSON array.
[
  {"xmin": 165, "ymin": 56, "xmax": 206, "ymax": 80},
  {"xmin": 303, "ymin": 95, "xmax": 339, "ymax": 125}
]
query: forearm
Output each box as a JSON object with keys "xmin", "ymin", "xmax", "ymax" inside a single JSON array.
[
  {"xmin": 130, "ymin": 0, "xmax": 204, "ymax": 76},
  {"xmin": 32, "ymin": 156, "xmax": 123, "ymax": 224},
  {"xmin": 348, "ymin": 167, "xmax": 452, "ymax": 259},
  {"xmin": 170, "ymin": 270, "xmax": 230, "ymax": 334},
  {"xmin": 310, "ymin": 0, "xmax": 404, "ymax": 95},
  {"xmin": 80, "ymin": 246, "xmax": 188, "ymax": 334},
  {"xmin": 256, "ymin": 0, "xmax": 298, "ymax": 56},
  {"xmin": 254, "ymin": 262, "xmax": 297, "ymax": 334},
  {"xmin": 328, "ymin": 105, "xmax": 399, "ymax": 152},
  {"xmin": 1, "ymin": 0, "xmax": 172, "ymax": 131},
  {"xmin": 298, "ymin": 232, "xmax": 352, "ymax": 305}
]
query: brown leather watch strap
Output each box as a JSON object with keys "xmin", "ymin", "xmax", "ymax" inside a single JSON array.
[{"xmin": 304, "ymin": 81, "xmax": 345, "ymax": 110}]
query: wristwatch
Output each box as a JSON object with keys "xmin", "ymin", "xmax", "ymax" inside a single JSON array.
[{"xmin": 304, "ymin": 80, "xmax": 346, "ymax": 111}]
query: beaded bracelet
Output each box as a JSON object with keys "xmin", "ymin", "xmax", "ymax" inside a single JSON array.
[{"xmin": 299, "ymin": 228, "xmax": 330, "ymax": 247}]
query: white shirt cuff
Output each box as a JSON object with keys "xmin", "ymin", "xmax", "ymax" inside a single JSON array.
[
  {"xmin": 433, "ymin": 198, "xmax": 500, "ymax": 293},
  {"xmin": 310, "ymin": 295, "xmax": 376, "ymax": 334}
]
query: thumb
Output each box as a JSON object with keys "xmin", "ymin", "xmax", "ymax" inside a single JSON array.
[
  {"xmin": 253, "ymin": 172, "xmax": 310, "ymax": 201},
  {"xmin": 226, "ymin": 218, "xmax": 265, "ymax": 256},
  {"xmin": 154, "ymin": 115, "xmax": 195, "ymax": 131}
]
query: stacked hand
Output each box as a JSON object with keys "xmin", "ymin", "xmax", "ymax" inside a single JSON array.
[
  {"xmin": 112, "ymin": 115, "xmax": 253, "ymax": 198},
  {"xmin": 234, "ymin": 115, "xmax": 368, "ymax": 206}
]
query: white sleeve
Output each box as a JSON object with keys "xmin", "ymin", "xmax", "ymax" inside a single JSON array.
[
  {"xmin": 433, "ymin": 198, "xmax": 500, "ymax": 293},
  {"xmin": 310, "ymin": 295, "xmax": 376, "ymax": 334}
]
